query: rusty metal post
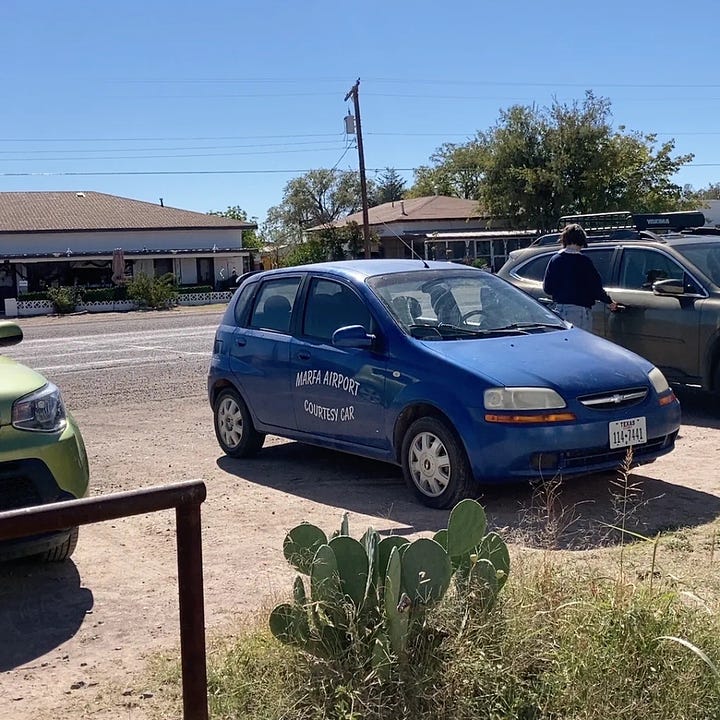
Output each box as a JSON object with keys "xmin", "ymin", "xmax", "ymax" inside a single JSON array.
[
  {"xmin": 176, "ymin": 502, "xmax": 208, "ymax": 720},
  {"xmin": 0, "ymin": 480, "xmax": 208, "ymax": 720}
]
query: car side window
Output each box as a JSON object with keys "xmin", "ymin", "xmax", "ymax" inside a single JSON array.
[
  {"xmin": 583, "ymin": 249, "xmax": 614, "ymax": 285},
  {"xmin": 512, "ymin": 254, "xmax": 553, "ymax": 281},
  {"xmin": 303, "ymin": 279, "xmax": 372, "ymax": 341},
  {"xmin": 618, "ymin": 249, "xmax": 684, "ymax": 291},
  {"xmin": 249, "ymin": 277, "xmax": 301, "ymax": 333},
  {"xmin": 233, "ymin": 283, "xmax": 256, "ymax": 326}
]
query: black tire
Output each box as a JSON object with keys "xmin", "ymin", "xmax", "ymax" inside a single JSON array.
[
  {"xmin": 213, "ymin": 387, "xmax": 265, "ymax": 458},
  {"xmin": 40, "ymin": 526, "xmax": 79, "ymax": 562},
  {"xmin": 401, "ymin": 416, "xmax": 473, "ymax": 509}
]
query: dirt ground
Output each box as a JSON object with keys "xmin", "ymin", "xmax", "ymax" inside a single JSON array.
[{"xmin": 1, "ymin": 311, "xmax": 719, "ymax": 719}]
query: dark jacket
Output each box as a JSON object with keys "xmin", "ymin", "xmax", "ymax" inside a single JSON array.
[{"xmin": 543, "ymin": 250, "xmax": 612, "ymax": 308}]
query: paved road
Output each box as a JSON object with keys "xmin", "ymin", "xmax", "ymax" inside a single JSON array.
[{"xmin": 5, "ymin": 308, "xmax": 224, "ymax": 409}]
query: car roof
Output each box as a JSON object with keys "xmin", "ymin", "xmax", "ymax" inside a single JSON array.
[{"xmin": 252, "ymin": 259, "xmax": 477, "ymax": 282}]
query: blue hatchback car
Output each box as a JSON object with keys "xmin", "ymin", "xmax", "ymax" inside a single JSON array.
[{"xmin": 207, "ymin": 260, "xmax": 681, "ymax": 508}]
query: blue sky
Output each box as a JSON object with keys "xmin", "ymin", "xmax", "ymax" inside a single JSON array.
[{"xmin": 2, "ymin": 0, "xmax": 719, "ymax": 225}]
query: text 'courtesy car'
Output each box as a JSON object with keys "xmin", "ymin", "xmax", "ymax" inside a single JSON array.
[
  {"xmin": 0, "ymin": 320, "xmax": 89, "ymax": 561},
  {"xmin": 207, "ymin": 260, "xmax": 681, "ymax": 509}
]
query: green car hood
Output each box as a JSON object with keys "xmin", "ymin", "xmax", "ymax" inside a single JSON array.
[{"xmin": 0, "ymin": 356, "xmax": 46, "ymax": 425}]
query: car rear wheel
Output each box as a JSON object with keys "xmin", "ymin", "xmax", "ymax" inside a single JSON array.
[
  {"xmin": 213, "ymin": 387, "xmax": 265, "ymax": 458},
  {"xmin": 401, "ymin": 417, "xmax": 473, "ymax": 509}
]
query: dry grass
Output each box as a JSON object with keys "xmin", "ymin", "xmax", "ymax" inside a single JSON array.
[{"xmin": 148, "ymin": 456, "xmax": 720, "ymax": 720}]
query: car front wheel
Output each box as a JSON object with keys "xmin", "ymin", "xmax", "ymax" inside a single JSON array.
[
  {"xmin": 401, "ymin": 417, "xmax": 473, "ymax": 509},
  {"xmin": 213, "ymin": 388, "xmax": 265, "ymax": 458}
]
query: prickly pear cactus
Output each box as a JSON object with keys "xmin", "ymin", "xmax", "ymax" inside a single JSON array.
[{"xmin": 269, "ymin": 499, "xmax": 510, "ymax": 666}]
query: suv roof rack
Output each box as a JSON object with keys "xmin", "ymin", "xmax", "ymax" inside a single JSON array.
[
  {"xmin": 559, "ymin": 211, "xmax": 634, "ymax": 232},
  {"xmin": 532, "ymin": 210, "xmax": 709, "ymax": 246},
  {"xmin": 559, "ymin": 210, "xmax": 706, "ymax": 233},
  {"xmin": 679, "ymin": 226, "xmax": 720, "ymax": 237}
]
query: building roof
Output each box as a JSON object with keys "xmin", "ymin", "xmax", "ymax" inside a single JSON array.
[
  {"xmin": 0, "ymin": 191, "xmax": 256, "ymax": 234},
  {"xmin": 310, "ymin": 196, "xmax": 484, "ymax": 230}
]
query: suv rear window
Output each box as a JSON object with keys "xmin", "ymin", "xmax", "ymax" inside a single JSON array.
[{"xmin": 514, "ymin": 248, "xmax": 614, "ymax": 284}]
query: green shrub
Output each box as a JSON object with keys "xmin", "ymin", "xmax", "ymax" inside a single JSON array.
[
  {"xmin": 18, "ymin": 291, "xmax": 50, "ymax": 301},
  {"xmin": 46, "ymin": 286, "xmax": 83, "ymax": 314},
  {"xmin": 127, "ymin": 272, "xmax": 178, "ymax": 309},
  {"xmin": 177, "ymin": 284, "xmax": 213, "ymax": 294},
  {"xmin": 81, "ymin": 286, "xmax": 129, "ymax": 302}
]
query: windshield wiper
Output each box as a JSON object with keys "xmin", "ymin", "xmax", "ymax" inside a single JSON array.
[
  {"xmin": 487, "ymin": 322, "xmax": 565, "ymax": 333},
  {"xmin": 435, "ymin": 324, "xmax": 530, "ymax": 338}
]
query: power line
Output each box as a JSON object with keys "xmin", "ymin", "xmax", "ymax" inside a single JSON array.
[
  {"xmin": 0, "ymin": 133, "xmax": 344, "ymax": 143},
  {"xmin": 3, "ymin": 161, "xmax": 718, "ymax": 179},
  {"xmin": 0, "ymin": 146, "xmax": 349, "ymax": 162},
  {"xmin": 0, "ymin": 139, "xmax": 351, "ymax": 155},
  {"xmin": 65, "ymin": 77, "xmax": 720, "ymax": 90}
]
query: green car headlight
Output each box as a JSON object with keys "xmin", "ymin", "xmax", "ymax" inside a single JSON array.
[
  {"xmin": 12, "ymin": 382, "xmax": 68, "ymax": 432},
  {"xmin": 483, "ymin": 387, "xmax": 566, "ymax": 410}
]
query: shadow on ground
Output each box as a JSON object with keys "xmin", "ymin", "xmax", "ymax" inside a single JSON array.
[
  {"xmin": 218, "ymin": 442, "xmax": 720, "ymax": 551},
  {"xmin": 0, "ymin": 559, "xmax": 93, "ymax": 671},
  {"xmin": 674, "ymin": 387, "xmax": 720, "ymax": 430}
]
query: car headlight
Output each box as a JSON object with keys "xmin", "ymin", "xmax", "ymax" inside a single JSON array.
[
  {"xmin": 483, "ymin": 387, "xmax": 566, "ymax": 410},
  {"xmin": 648, "ymin": 367, "xmax": 670, "ymax": 395},
  {"xmin": 12, "ymin": 382, "xmax": 68, "ymax": 432}
]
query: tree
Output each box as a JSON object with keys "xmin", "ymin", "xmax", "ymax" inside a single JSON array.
[
  {"xmin": 208, "ymin": 206, "xmax": 261, "ymax": 249},
  {"xmin": 263, "ymin": 169, "xmax": 370, "ymax": 246},
  {"xmin": 408, "ymin": 92, "xmax": 695, "ymax": 231},
  {"xmin": 372, "ymin": 167, "xmax": 406, "ymax": 204},
  {"xmin": 407, "ymin": 141, "xmax": 486, "ymax": 201},
  {"xmin": 691, "ymin": 182, "xmax": 720, "ymax": 201}
]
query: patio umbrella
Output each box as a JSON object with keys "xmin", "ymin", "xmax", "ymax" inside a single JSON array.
[{"xmin": 111, "ymin": 248, "xmax": 125, "ymax": 285}]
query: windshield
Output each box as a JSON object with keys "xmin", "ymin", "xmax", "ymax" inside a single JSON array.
[
  {"xmin": 674, "ymin": 243, "xmax": 720, "ymax": 286},
  {"xmin": 368, "ymin": 268, "xmax": 566, "ymax": 339}
]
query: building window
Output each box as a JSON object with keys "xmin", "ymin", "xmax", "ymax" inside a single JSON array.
[
  {"xmin": 154, "ymin": 258, "xmax": 174, "ymax": 277},
  {"xmin": 197, "ymin": 258, "xmax": 213, "ymax": 284}
]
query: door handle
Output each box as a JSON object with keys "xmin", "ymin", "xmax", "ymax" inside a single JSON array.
[
  {"xmin": 236, "ymin": 337, "xmax": 247, "ymax": 346},
  {"xmin": 297, "ymin": 351, "xmax": 311, "ymax": 361}
]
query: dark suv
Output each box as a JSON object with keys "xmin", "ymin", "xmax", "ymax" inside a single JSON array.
[{"xmin": 497, "ymin": 215, "xmax": 720, "ymax": 393}]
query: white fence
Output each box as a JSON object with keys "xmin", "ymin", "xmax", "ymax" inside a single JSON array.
[{"xmin": 4, "ymin": 292, "xmax": 234, "ymax": 318}]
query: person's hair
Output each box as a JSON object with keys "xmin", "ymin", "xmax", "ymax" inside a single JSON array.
[{"xmin": 560, "ymin": 223, "xmax": 588, "ymax": 248}]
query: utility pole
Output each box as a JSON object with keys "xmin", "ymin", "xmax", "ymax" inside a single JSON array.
[{"xmin": 344, "ymin": 78, "xmax": 372, "ymax": 258}]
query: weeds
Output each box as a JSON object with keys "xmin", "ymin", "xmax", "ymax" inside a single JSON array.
[{"xmin": 147, "ymin": 458, "xmax": 720, "ymax": 720}]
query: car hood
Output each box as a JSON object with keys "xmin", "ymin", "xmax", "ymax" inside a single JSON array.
[
  {"xmin": 420, "ymin": 329, "xmax": 653, "ymax": 396},
  {"xmin": 0, "ymin": 356, "xmax": 47, "ymax": 425}
]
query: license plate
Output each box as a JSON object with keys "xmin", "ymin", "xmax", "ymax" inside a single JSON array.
[{"xmin": 609, "ymin": 417, "xmax": 647, "ymax": 449}]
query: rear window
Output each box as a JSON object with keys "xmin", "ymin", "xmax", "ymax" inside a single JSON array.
[{"xmin": 513, "ymin": 249, "xmax": 614, "ymax": 285}]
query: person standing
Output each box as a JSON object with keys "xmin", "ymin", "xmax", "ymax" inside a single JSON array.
[{"xmin": 542, "ymin": 223, "xmax": 618, "ymax": 331}]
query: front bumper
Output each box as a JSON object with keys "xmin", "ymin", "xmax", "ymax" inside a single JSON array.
[
  {"xmin": 0, "ymin": 415, "xmax": 89, "ymax": 560},
  {"xmin": 465, "ymin": 397, "xmax": 681, "ymax": 483}
]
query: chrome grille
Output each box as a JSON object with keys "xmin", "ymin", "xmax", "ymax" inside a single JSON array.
[{"xmin": 578, "ymin": 387, "xmax": 648, "ymax": 410}]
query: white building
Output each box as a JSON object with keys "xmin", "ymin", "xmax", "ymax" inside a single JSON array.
[{"xmin": 0, "ymin": 191, "xmax": 257, "ymax": 311}]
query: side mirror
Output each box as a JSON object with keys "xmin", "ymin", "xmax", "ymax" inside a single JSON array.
[
  {"xmin": 332, "ymin": 325, "xmax": 374, "ymax": 348},
  {"xmin": 652, "ymin": 278, "xmax": 684, "ymax": 296},
  {"xmin": 0, "ymin": 320, "xmax": 23, "ymax": 347}
]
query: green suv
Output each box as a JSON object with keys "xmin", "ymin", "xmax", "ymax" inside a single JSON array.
[
  {"xmin": 0, "ymin": 320, "xmax": 89, "ymax": 561},
  {"xmin": 497, "ymin": 226, "xmax": 720, "ymax": 393}
]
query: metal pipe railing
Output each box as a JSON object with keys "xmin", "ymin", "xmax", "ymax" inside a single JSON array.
[{"xmin": 0, "ymin": 479, "xmax": 208, "ymax": 720}]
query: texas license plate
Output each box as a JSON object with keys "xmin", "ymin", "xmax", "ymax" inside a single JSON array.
[{"xmin": 609, "ymin": 417, "xmax": 647, "ymax": 449}]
